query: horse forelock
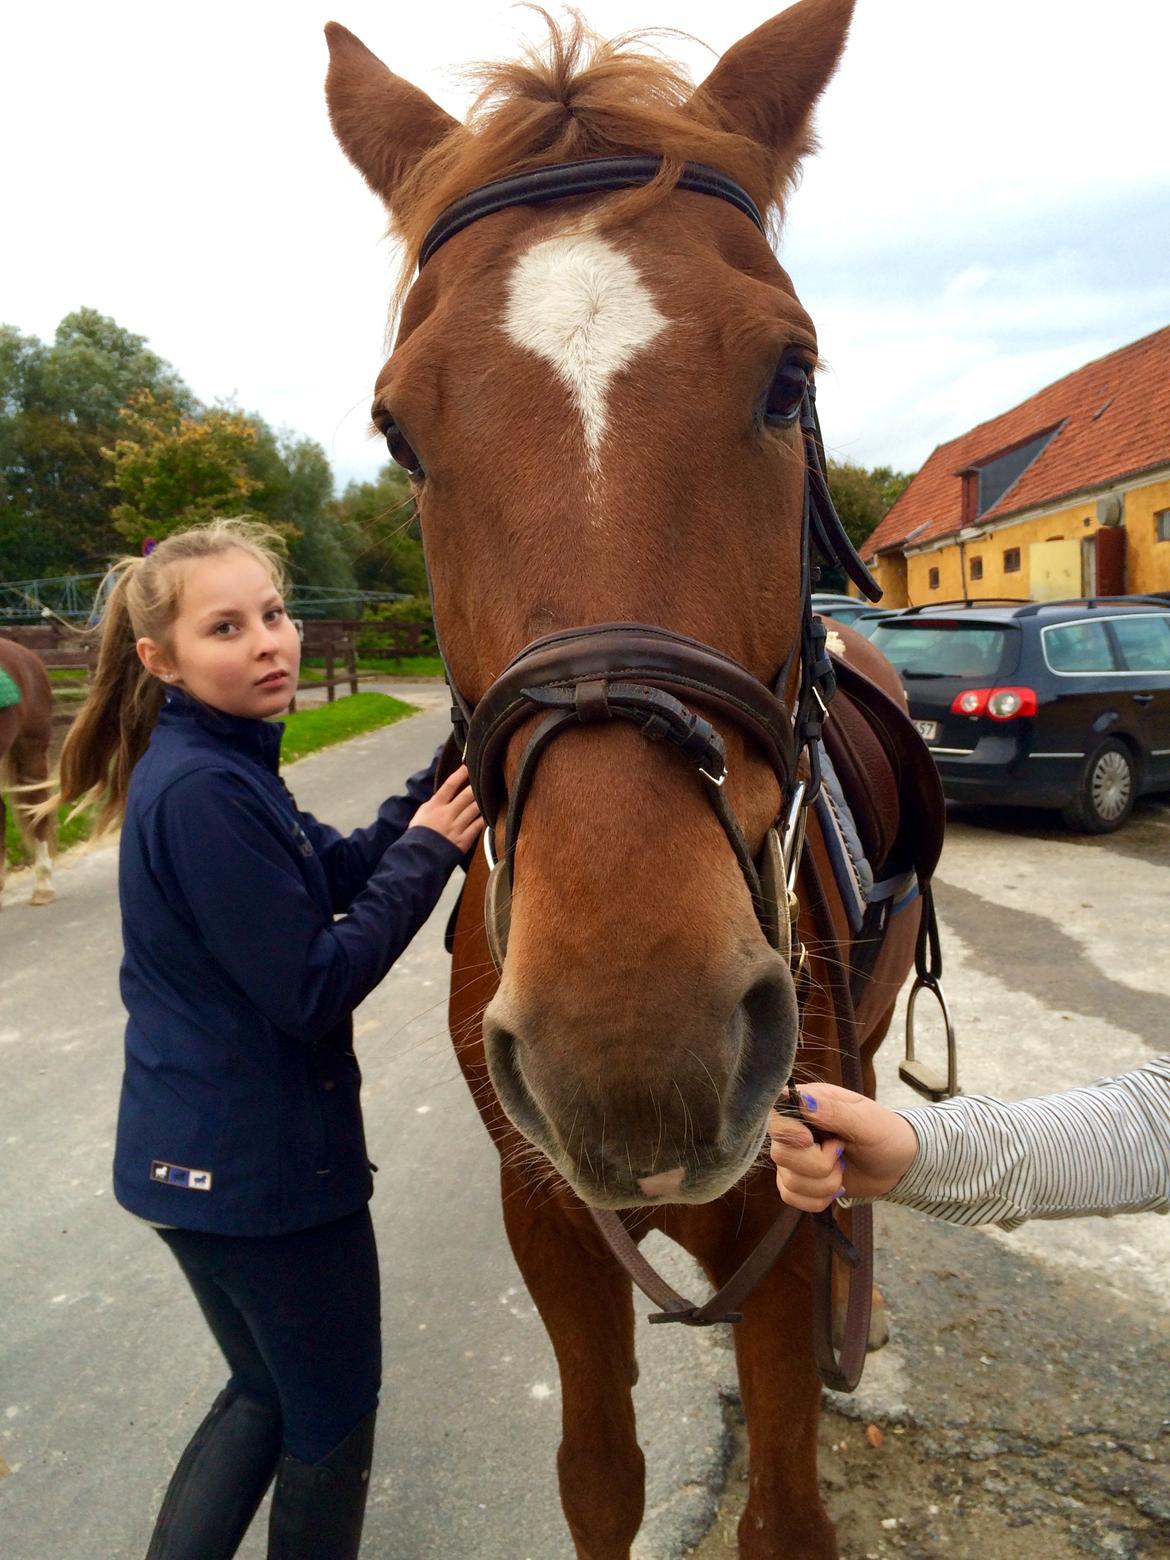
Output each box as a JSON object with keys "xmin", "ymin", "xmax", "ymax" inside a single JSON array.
[{"xmin": 389, "ymin": 13, "xmax": 788, "ymax": 314}]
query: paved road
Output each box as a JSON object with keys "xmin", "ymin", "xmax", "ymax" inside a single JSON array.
[
  {"xmin": 3, "ymin": 691, "xmax": 1169, "ymax": 1559},
  {"xmin": 693, "ymin": 794, "xmax": 1170, "ymax": 1559},
  {"xmin": 0, "ymin": 689, "xmax": 720, "ymax": 1560}
]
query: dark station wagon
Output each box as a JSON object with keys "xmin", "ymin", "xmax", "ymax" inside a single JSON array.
[{"xmin": 864, "ymin": 597, "xmax": 1170, "ymax": 832}]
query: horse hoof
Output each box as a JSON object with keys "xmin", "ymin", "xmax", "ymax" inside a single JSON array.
[{"xmin": 30, "ymin": 888, "xmax": 56, "ymax": 906}]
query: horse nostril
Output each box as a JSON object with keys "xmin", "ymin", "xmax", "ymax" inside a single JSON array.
[
  {"xmin": 725, "ymin": 962, "xmax": 799, "ymax": 1131},
  {"xmin": 482, "ymin": 1008, "xmax": 549, "ymax": 1146}
]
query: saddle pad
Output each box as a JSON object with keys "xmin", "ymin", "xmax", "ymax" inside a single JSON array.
[{"xmin": 0, "ymin": 667, "xmax": 22, "ymax": 710}]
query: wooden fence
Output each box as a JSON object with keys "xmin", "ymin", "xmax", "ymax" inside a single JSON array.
[{"xmin": 0, "ymin": 619, "xmax": 427, "ymax": 724}]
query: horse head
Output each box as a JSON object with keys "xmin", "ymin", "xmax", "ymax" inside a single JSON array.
[{"xmin": 327, "ymin": 0, "xmax": 855, "ymax": 1207}]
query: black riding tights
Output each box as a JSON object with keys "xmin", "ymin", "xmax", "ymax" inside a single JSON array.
[{"xmin": 158, "ymin": 1205, "xmax": 381, "ymax": 1463}]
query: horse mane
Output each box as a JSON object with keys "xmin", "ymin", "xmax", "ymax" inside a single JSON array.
[{"xmin": 391, "ymin": 8, "xmax": 797, "ymax": 309}]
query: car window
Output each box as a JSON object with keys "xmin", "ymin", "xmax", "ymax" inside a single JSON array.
[
  {"xmin": 1110, "ymin": 614, "xmax": 1170, "ymax": 673},
  {"xmin": 869, "ymin": 622, "xmax": 1017, "ymax": 678},
  {"xmin": 1043, "ymin": 621, "xmax": 1117, "ymax": 673}
]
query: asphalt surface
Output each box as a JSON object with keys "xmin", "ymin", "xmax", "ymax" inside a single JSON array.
[
  {"xmin": 2, "ymin": 690, "xmax": 1169, "ymax": 1559},
  {"xmin": 0, "ymin": 686, "xmax": 721, "ymax": 1560}
]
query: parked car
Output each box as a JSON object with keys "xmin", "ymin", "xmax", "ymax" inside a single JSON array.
[
  {"xmin": 847, "ymin": 607, "xmax": 903, "ymax": 640},
  {"xmin": 864, "ymin": 597, "xmax": 1170, "ymax": 832},
  {"xmin": 811, "ymin": 593, "xmax": 901, "ymax": 632}
]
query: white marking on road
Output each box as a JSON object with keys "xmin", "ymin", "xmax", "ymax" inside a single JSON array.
[
  {"xmin": 503, "ymin": 232, "xmax": 668, "ymax": 469},
  {"xmin": 529, "ymin": 1381, "xmax": 554, "ymax": 1400}
]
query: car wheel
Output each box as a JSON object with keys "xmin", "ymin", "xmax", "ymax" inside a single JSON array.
[{"xmin": 1061, "ymin": 739, "xmax": 1136, "ymax": 833}]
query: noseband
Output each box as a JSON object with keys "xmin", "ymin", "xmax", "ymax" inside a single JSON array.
[
  {"xmin": 418, "ymin": 155, "xmax": 880, "ymax": 977},
  {"xmin": 418, "ymin": 157, "xmax": 882, "ymax": 1378}
]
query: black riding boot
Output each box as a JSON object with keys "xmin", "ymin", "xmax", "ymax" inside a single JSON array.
[
  {"xmin": 266, "ymin": 1408, "xmax": 377, "ymax": 1560},
  {"xmin": 145, "ymin": 1387, "xmax": 283, "ymax": 1559}
]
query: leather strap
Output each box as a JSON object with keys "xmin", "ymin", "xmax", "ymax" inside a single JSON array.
[
  {"xmin": 799, "ymin": 843, "xmax": 873, "ymax": 1392},
  {"xmin": 418, "ymin": 156, "xmax": 766, "ymax": 270}
]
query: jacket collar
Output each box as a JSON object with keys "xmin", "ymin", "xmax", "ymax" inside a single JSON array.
[{"xmin": 160, "ymin": 688, "xmax": 284, "ymax": 773}]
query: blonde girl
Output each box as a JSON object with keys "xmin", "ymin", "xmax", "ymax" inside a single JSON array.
[{"xmin": 58, "ymin": 518, "xmax": 480, "ymax": 1559}]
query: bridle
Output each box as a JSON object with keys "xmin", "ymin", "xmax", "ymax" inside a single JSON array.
[{"xmin": 416, "ymin": 156, "xmax": 882, "ymax": 1388}]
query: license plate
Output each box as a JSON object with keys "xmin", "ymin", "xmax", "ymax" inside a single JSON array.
[{"xmin": 913, "ymin": 719, "xmax": 938, "ymax": 742}]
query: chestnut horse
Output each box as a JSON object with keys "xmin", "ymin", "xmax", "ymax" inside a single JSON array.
[
  {"xmin": 0, "ymin": 637, "xmax": 56, "ymax": 907},
  {"xmin": 327, "ymin": 4, "xmax": 936, "ymax": 1555}
]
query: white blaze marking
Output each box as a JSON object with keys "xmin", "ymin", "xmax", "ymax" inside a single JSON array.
[{"xmin": 503, "ymin": 232, "xmax": 668, "ymax": 466}]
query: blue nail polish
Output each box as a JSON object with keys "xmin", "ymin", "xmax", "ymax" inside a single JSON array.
[
  {"xmin": 801, "ymin": 1092, "xmax": 818, "ymax": 1113},
  {"xmin": 834, "ymin": 1188, "xmax": 846, "ymax": 1201}
]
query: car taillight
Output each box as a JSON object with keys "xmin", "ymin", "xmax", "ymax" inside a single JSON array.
[{"xmin": 950, "ymin": 687, "xmax": 1037, "ymax": 720}]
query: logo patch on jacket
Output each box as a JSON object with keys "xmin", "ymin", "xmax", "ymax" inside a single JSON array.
[{"xmin": 150, "ymin": 1160, "xmax": 213, "ymax": 1191}]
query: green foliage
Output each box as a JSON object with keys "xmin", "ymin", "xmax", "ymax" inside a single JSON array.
[
  {"xmin": 333, "ymin": 463, "xmax": 426, "ymax": 595},
  {"xmin": 5, "ymin": 800, "xmax": 94, "ymax": 868},
  {"xmin": 820, "ymin": 461, "xmax": 914, "ymax": 591},
  {"xmin": 359, "ymin": 595, "xmax": 437, "ymax": 657},
  {"xmin": 103, "ymin": 392, "xmax": 262, "ymax": 545},
  {"xmin": 0, "ymin": 308, "xmax": 361, "ymax": 598},
  {"xmin": 277, "ymin": 691, "xmax": 417, "ymax": 763},
  {"xmin": 245, "ymin": 422, "xmax": 356, "ymax": 592},
  {"xmin": 0, "ymin": 309, "xmax": 195, "ymax": 576}
]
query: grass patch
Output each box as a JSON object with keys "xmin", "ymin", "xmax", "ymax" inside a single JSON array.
[
  {"xmin": 5, "ymin": 800, "xmax": 96, "ymax": 868},
  {"xmin": 4, "ymin": 691, "xmax": 419, "ymax": 867},
  {"xmin": 277, "ymin": 690, "xmax": 418, "ymax": 764}
]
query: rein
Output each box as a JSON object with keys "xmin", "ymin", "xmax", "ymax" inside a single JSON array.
[{"xmin": 420, "ymin": 155, "xmax": 883, "ymax": 1390}]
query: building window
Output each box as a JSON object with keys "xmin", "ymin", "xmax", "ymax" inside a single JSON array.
[
  {"xmin": 969, "ymin": 556, "xmax": 983, "ymax": 581},
  {"xmin": 928, "ymin": 566, "xmax": 940, "ymax": 590},
  {"xmin": 1156, "ymin": 509, "xmax": 1170, "ymax": 543},
  {"xmin": 1003, "ymin": 547, "xmax": 1021, "ymax": 573}
]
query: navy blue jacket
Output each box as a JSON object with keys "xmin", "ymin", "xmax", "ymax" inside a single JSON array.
[{"xmin": 114, "ymin": 691, "xmax": 462, "ymax": 1235}]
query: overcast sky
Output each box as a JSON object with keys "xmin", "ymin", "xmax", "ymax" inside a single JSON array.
[{"xmin": 4, "ymin": 0, "xmax": 1168, "ymax": 490}]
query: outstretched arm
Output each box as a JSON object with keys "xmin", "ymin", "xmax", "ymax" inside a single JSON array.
[
  {"xmin": 768, "ymin": 1057, "xmax": 1170, "ymax": 1229},
  {"xmin": 293, "ymin": 749, "xmax": 445, "ymax": 912}
]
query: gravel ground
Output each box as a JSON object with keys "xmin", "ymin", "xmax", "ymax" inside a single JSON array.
[{"xmin": 687, "ymin": 796, "xmax": 1170, "ymax": 1560}]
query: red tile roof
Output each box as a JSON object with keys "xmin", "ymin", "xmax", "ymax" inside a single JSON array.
[{"xmin": 864, "ymin": 324, "xmax": 1170, "ymax": 558}]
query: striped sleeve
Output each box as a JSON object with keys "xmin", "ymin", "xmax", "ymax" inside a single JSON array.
[{"xmin": 882, "ymin": 1055, "xmax": 1170, "ymax": 1229}]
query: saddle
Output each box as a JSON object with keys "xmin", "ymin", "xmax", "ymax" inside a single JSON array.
[{"xmin": 0, "ymin": 666, "xmax": 22, "ymax": 711}]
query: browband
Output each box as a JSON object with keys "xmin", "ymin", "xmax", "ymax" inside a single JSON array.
[{"xmin": 418, "ymin": 156, "xmax": 766, "ymax": 269}]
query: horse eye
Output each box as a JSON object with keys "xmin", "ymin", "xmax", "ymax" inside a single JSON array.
[
  {"xmin": 384, "ymin": 421, "xmax": 424, "ymax": 477},
  {"xmin": 764, "ymin": 360, "xmax": 811, "ymax": 427}
]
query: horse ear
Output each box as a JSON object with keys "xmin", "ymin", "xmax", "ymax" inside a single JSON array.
[
  {"xmin": 324, "ymin": 23, "xmax": 461, "ymax": 209},
  {"xmin": 689, "ymin": 0, "xmax": 854, "ymax": 172}
]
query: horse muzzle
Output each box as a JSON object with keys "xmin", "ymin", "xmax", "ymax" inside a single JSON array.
[{"xmin": 482, "ymin": 952, "xmax": 798, "ymax": 1207}]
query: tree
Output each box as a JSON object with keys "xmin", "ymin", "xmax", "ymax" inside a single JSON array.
[
  {"xmin": 103, "ymin": 392, "xmax": 261, "ymax": 546},
  {"xmin": 0, "ymin": 310, "xmax": 194, "ymax": 578},
  {"xmin": 334, "ymin": 463, "xmax": 427, "ymax": 596},
  {"xmin": 821, "ymin": 460, "xmax": 913, "ymax": 592},
  {"xmin": 245, "ymin": 421, "xmax": 356, "ymax": 591}
]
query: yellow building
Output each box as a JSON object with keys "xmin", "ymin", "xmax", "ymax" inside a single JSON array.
[{"xmin": 862, "ymin": 326, "xmax": 1170, "ymax": 607}]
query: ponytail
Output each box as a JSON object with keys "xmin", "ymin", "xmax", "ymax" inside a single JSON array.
[
  {"xmin": 56, "ymin": 563, "xmax": 163, "ymax": 833},
  {"xmin": 49, "ymin": 517, "xmax": 288, "ymax": 834}
]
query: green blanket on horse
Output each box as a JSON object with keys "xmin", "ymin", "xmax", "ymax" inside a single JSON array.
[{"xmin": 0, "ymin": 667, "xmax": 22, "ymax": 711}]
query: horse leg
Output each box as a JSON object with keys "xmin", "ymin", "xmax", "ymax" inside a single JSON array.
[
  {"xmin": 501, "ymin": 1174, "xmax": 645, "ymax": 1560},
  {"xmin": 675, "ymin": 1197, "xmax": 836, "ymax": 1560},
  {"xmin": 733, "ymin": 1237, "xmax": 838, "ymax": 1560},
  {"xmin": 0, "ymin": 708, "xmax": 17, "ymax": 910},
  {"xmin": 0, "ymin": 782, "xmax": 7, "ymax": 911},
  {"xmin": 12, "ymin": 734, "xmax": 56, "ymax": 906}
]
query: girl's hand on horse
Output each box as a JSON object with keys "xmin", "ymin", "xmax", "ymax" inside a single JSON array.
[
  {"xmin": 767, "ymin": 1083, "xmax": 920, "ymax": 1211},
  {"xmin": 410, "ymin": 765, "xmax": 483, "ymax": 853}
]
